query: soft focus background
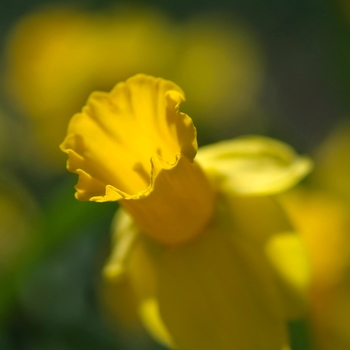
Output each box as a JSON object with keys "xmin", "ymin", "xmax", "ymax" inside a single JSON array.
[{"xmin": 0, "ymin": 0, "xmax": 350, "ymax": 349}]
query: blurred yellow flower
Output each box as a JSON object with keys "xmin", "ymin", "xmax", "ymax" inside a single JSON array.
[
  {"xmin": 280, "ymin": 188, "xmax": 350, "ymax": 350},
  {"xmin": 174, "ymin": 14, "xmax": 264, "ymax": 125},
  {"xmin": 61, "ymin": 74, "xmax": 312, "ymax": 349},
  {"xmin": 280, "ymin": 121, "xmax": 350, "ymax": 350},
  {"xmin": 4, "ymin": 5, "xmax": 264, "ymax": 170}
]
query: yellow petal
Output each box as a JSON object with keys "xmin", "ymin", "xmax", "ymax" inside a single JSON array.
[
  {"xmin": 121, "ymin": 227, "xmax": 174, "ymax": 347},
  {"xmin": 151, "ymin": 227, "xmax": 290, "ymax": 350},
  {"xmin": 265, "ymin": 231, "xmax": 310, "ymax": 318},
  {"xmin": 279, "ymin": 188, "xmax": 350, "ymax": 349},
  {"xmin": 279, "ymin": 189, "xmax": 349, "ymax": 289},
  {"xmin": 222, "ymin": 195, "xmax": 309, "ymax": 319},
  {"xmin": 196, "ymin": 135, "xmax": 312, "ymax": 196},
  {"xmin": 102, "ymin": 209, "xmax": 172, "ymax": 344},
  {"xmin": 139, "ymin": 298, "xmax": 174, "ymax": 348},
  {"xmin": 103, "ymin": 210, "xmax": 139, "ymax": 281},
  {"xmin": 109, "ymin": 226, "xmax": 290, "ymax": 349}
]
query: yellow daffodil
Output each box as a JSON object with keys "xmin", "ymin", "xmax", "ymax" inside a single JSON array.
[
  {"xmin": 61, "ymin": 74, "xmax": 312, "ymax": 349},
  {"xmin": 279, "ymin": 121, "xmax": 350, "ymax": 350},
  {"xmin": 280, "ymin": 188, "xmax": 350, "ymax": 350}
]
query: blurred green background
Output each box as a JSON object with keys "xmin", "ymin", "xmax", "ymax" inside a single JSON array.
[{"xmin": 0, "ymin": 0, "xmax": 350, "ymax": 349}]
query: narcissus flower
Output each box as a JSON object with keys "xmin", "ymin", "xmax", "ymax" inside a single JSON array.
[
  {"xmin": 280, "ymin": 188, "xmax": 350, "ymax": 350},
  {"xmin": 61, "ymin": 74, "xmax": 312, "ymax": 349},
  {"xmin": 279, "ymin": 121, "xmax": 350, "ymax": 350}
]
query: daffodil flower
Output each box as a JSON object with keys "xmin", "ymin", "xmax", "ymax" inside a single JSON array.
[
  {"xmin": 279, "ymin": 122, "xmax": 350, "ymax": 350},
  {"xmin": 61, "ymin": 74, "xmax": 312, "ymax": 350}
]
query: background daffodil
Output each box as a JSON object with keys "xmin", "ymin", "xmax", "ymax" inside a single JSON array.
[
  {"xmin": 61, "ymin": 74, "xmax": 312, "ymax": 349},
  {"xmin": 279, "ymin": 121, "xmax": 350, "ymax": 350}
]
